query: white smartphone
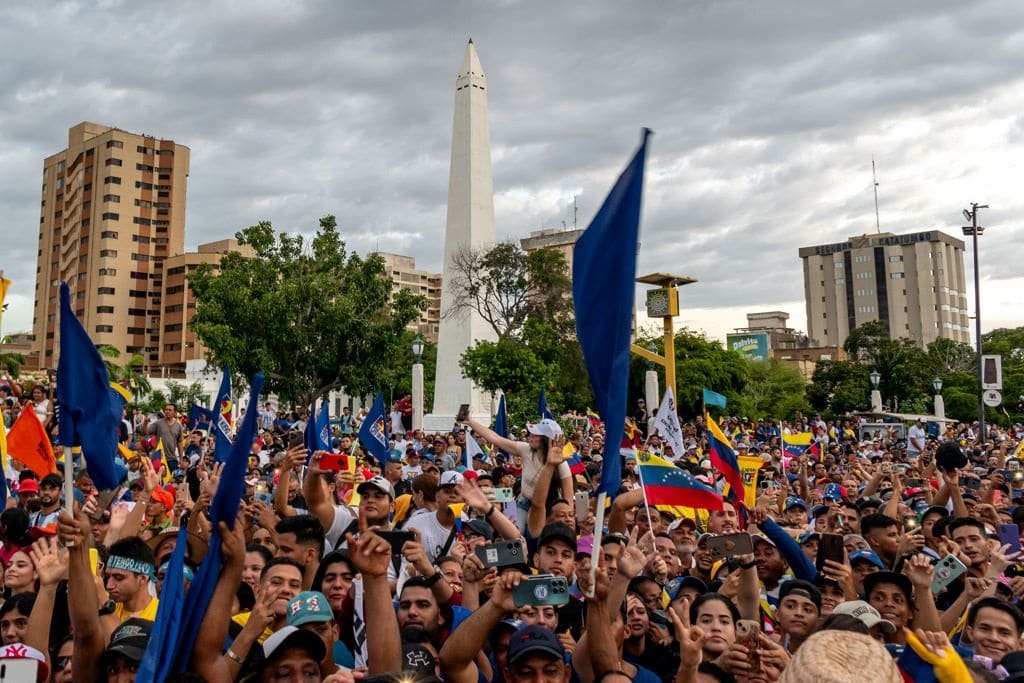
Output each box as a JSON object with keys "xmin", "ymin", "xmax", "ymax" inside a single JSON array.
[
  {"xmin": 0, "ymin": 660, "xmax": 39, "ymax": 680},
  {"xmin": 574, "ymin": 491, "xmax": 589, "ymax": 521}
]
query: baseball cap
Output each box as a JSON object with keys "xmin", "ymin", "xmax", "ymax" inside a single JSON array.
[
  {"xmin": 438, "ymin": 471, "xmax": 464, "ymax": 488},
  {"xmin": 105, "ymin": 618, "xmax": 153, "ymax": 662},
  {"xmin": 386, "ymin": 449, "xmax": 404, "ymax": 463},
  {"xmin": 849, "ymin": 549, "xmax": 885, "ymax": 569},
  {"xmin": 287, "ymin": 591, "xmax": 334, "ymax": 627},
  {"xmin": 797, "ymin": 531, "xmax": 821, "ymax": 546},
  {"xmin": 17, "ymin": 479, "xmax": 38, "ymax": 494},
  {"xmin": 464, "ymin": 519, "xmax": 495, "ymax": 542},
  {"xmin": 150, "ymin": 488, "xmax": 174, "ymax": 510},
  {"xmin": 576, "ymin": 535, "xmax": 594, "ymax": 557},
  {"xmin": 920, "ymin": 505, "xmax": 949, "ymax": 521},
  {"xmin": 751, "ymin": 534, "xmax": 776, "ymax": 548},
  {"xmin": 832, "ymin": 600, "xmax": 897, "ymax": 634},
  {"xmin": 665, "ymin": 575, "xmax": 708, "ymax": 601},
  {"xmin": 0, "ymin": 642, "xmax": 48, "ymax": 681},
  {"xmin": 263, "ymin": 625, "xmax": 326, "ymax": 663},
  {"xmin": 855, "ymin": 496, "xmax": 883, "ymax": 512},
  {"xmin": 537, "ymin": 523, "xmax": 577, "ymax": 552},
  {"xmin": 40, "ymin": 473, "xmax": 63, "ymax": 489},
  {"xmin": 667, "ymin": 516, "xmax": 697, "ymax": 532},
  {"xmin": 823, "ymin": 483, "xmax": 843, "ymax": 502},
  {"xmin": 784, "ymin": 496, "xmax": 807, "ymax": 511},
  {"xmin": 507, "ymin": 624, "xmax": 565, "ymax": 665},
  {"xmin": 357, "ymin": 476, "xmax": 395, "ymax": 499},
  {"xmin": 526, "ymin": 419, "xmax": 563, "ymax": 440},
  {"xmin": 810, "ymin": 505, "xmax": 831, "ymax": 520}
]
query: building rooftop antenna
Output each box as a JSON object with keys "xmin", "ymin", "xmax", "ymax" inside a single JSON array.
[
  {"xmin": 872, "ymin": 157, "xmax": 881, "ymax": 234},
  {"xmin": 573, "ymin": 195, "xmax": 578, "ymax": 230}
]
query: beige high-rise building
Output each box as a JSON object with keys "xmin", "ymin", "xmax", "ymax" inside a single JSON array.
[
  {"xmin": 33, "ymin": 122, "xmax": 190, "ymax": 369},
  {"xmin": 520, "ymin": 227, "xmax": 584, "ymax": 278},
  {"xmin": 373, "ymin": 252, "xmax": 442, "ymax": 343},
  {"xmin": 159, "ymin": 239, "xmax": 254, "ymax": 374},
  {"xmin": 799, "ymin": 230, "xmax": 970, "ymax": 347}
]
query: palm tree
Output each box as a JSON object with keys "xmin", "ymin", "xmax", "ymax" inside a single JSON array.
[{"xmin": 96, "ymin": 344, "xmax": 151, "ymax": 402}]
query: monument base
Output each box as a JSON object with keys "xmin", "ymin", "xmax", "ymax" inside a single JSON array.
[{"xmin": 422, "ymin": 412, "xmax": 492, "ymax": 433}]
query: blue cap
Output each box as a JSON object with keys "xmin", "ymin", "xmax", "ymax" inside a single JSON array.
[
  {"xmin": 797, "ymin": 531, "xmax": 820, "ymax": 545},
  {"xmin": 823, "ymin": 483, "xmax": 842, "ymax": 502},
  {"xmin": 386, "ymin": 449, "xmax": 403, "ymax": 463},
  {"xmin": 810, "ymin": 504, "xmax": 830, "ymax": 520},
  {"xmin": 849, "ymin": 549, "xmax": 885, "ymax": 569},
  {"xmin": 666, "ymin": 575, "xmax": 708, "ymax": 601},
  {"xmin": 784, "ymin": 496, "xmax": 807, "ymax": 511}
]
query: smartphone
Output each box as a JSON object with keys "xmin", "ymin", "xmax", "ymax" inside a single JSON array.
[
  {"xmin": 512, "ymin": 574, "xmax": 570, "ymax": 608},
  {"xmin": 455, "ymin": 404, "xmax": 470, "ymax": 422},
  {"xmin": 376, "ymin": 530, "xmax": 415, "ymax": 554},
  {"xmin": 816, "ymin": 533, "xmax": 845, "ymax": 575},
  {"xmin": 902, "ymin": 515, "xmax": 921, "ymax": 532},
  {"xmin": 998, "ymin": 524, "xmax": 1021, "ymax": 554},
  {"xmin": 475, "ymin": 539, "xmax": 526, "ymax": 569},
  {"xmin": 492, "ymin": 487, "xmax": 515, "ymax": 504},
  {"xmin": 959, "ymin": 477, "xmax": 982, "ymax": 491},
  {"xmin": 287, "ymin": 431, "xmax": 304, "ymax": 449},
  {"xmin": 931, "ymin": 554, "xmax": 968, "ymax": 593},
  {"xmin": 895, "ymin": 464, "xmax": 909, "ymax": 475},
  {"xmin": 0, "ymin": 661, "xmax": 39, "ymax": 681},
  {"xmin": 254, "ymin": 480, "xmax": 273, "ymax": 506},
  {"xmin": 705, "ymin": 532, "xmax": 754, "ymax": 561},
  {"xmin": 319, "ymin": 453, "xmax": 353, "ymax": 472},
  {"xmin": 735, "ymin": 619, "xmax": 761, "ymax": 670},
  {"xmin": 1009, "ymin": 460, "xmax": 1021, "ymax": 472},
  {"xmin": 905, "ymin": 478, "xmax": 924, "ymax": 488},
  {"xmin": 574, "ymin": 491, "xmax": 589, "ymax": 522},
  {"xmin": 881, "ymin": 462, "xmax": 894, "ymax": 474}
]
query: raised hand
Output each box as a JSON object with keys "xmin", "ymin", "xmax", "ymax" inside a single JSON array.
[
  {"xmin": 30, "ymin": 535, "xmax": 69, "ymax": 585},
  {"xmin": 667, "ymin": 606, "xmax": 706, "ymax": 672},
  {"xmin": 345, "ymin": 515, "xmax": 393, "ymax": 579},
  {"xmin": 547, "ymin": 435, "xmax": 567, "ymax": 466},
  {"xmin": 220, "ymin": 519, "xmax": 247, "ymax": 567},
  {"xmin": 455, "ymin": 478, "xmax": 491, "ymax": 514},
  {"xmin": 902, "ymin": 553, "xmax": 935, "ymax": 590},
  {"xmin": 987, "ymin": 543, "xmax": 1022, "ymax": 577}
]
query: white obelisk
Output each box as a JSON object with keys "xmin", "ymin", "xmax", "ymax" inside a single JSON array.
[{"xmin": 424, "ymin": 40, "xmax": 498, "ymax": 431}]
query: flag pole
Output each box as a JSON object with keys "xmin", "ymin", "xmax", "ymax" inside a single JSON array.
[
  {"xmin": 635, "ymin": 448, "xmax": 657, "ymax": 533},
  {"xmin": 63, "ymin": 446, "xmax": 75, "ymax": 545},
  {"xmin": 587, "ymin": 491, "xmax": 607, "ymax": 599}
]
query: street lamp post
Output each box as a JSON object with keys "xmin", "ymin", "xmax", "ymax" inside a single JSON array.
[
  {"xmin": 411, "ymin": 336, "xmax": 425, "ymax": 432},
  {"xmin": 933, "ymin": 377, "xmax": 945, "ymax": 422},
  {"xmin": 869, "ymin": 369, "xmax": 882, "ymax": 413},
  {"xmin": 644, "ymin": 342, "xmax": 659, "ymax": 433},
  {"xmin": 962, "ymin": 203, "xmax": 988, "ymax": 442}
]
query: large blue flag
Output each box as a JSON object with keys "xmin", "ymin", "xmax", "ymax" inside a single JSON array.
[
  {"xmin": 304, "ymin": 401, "xmax": 331, "ymax": 460},
  {"xmin": 160, "ymin": 372, "xmax": 264, "ymax": 677},
  {"xmin": 537, "ymin": 388, "xmax": 555, "ymax": 420},
  {"xmin": 212, "ymin": 367, "xmax": 233, "ymax": 463},
  {"xmin": 358, "ymin": 392, "xmax": 389, "ymax": 463},
  {"xmin": 136, "ymin": 525, "xmax": 190, "ymax": 681},
  {"xmin": 573, "ymin": 130, "xmax": 649, "ymax": 498},
  {"xmin": 56, "ymin": 283, "xmax": 126, "ymax": 490}
]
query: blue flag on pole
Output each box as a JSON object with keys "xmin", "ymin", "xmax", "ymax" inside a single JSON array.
[
  {"xmin": 537, "ymin": 388, "xmax": 555, "ymax": 421},
  {"xmin": 702, "ymin": 388, "xmax": 727, "ymax": 409},
  {"xmin": 159, "ymin": 372, "xmax": 264, "ymax": 678},
  {"xmin": 188, "ymin": 403, "xmax": 213, "ymax": 431},
  {"xmin": 305, "ymin": 401, "xmax": 331, "ymax": 459},
  {"xmin": 494, "ymin": 393, "xmax": 508, "ymax": 441},
  {"xmin": 56, "ymin": 283, "xmax": 126, "ymax": 491},
  {"xmin": 212, "ymin": 368, "xmax": 233, "ymax": 463},
  {"xmin": 358, "ymin": 392, "xmax": 389, "ymax": 463},
  {"xmin": 573, "ymin": 130, "xmax": 650, "ymax": 498},
  {"xmin": 136, "ymin": 525, "xmax": 189, "ymax": 681}
]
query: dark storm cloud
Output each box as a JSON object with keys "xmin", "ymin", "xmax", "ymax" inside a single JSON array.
[{"xmin": 1, "ymin": 0, "xmax": 1022, "ymax": 336}]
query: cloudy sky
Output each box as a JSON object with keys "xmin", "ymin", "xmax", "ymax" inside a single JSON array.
[{"xmin": 2, "ymin": 0, "xmax": 1022, "ymax": 345}]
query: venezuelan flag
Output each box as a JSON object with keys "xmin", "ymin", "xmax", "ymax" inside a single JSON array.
[
  {"xmin": 563, "ymin": 444, "xmax": 586, "ymax": 475},
  {"xmin": 782, "ymin": 432, "xmax": 813, "ymax": 459},
  {"xmin": 637, "ymin": 451, "xmax": 723, "ymax": 510},
  {"xmin": 705, "ymin": 412, "xmax": 744, "ymax": 499}
]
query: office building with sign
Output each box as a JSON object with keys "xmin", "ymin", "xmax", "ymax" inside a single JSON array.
[{"xmin": 799, "ymin": 230, "xmax": 969, "ymax": 347}]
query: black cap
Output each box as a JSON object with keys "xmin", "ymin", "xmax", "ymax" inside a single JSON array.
[
  {"xmin": 507, "ymin": 625, "xmax": 565, "ymax": 664},
  {"xmin": 464, "ymin": 519, "xmax": 495, "ymax": 542},
  {"xmin": 105, "ymin": 618, "xmax": 153, "ymax": 662},
  {"xmin": 936, "ymin": 442, "xmax": 968, "ymax": 473},
  {"xmin": 537, "ymin": 523, "xmax": 576, "ymax": 552},
  {"xmin": 40, "ymin": 473, "xmax": 63, "ymax": 489}
]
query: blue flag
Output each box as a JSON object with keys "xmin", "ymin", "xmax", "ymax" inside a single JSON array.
[
  {"xmin": 56, "ymin": 283, "xmax": 126, "ymax": 490},
  {"xmin": 493, "ymin": 393, "xmax": 509, "ymax": 458},
  {"xmin": 702, "ymin": 388, "xmax": 727, "ymax": 409},
  {"xmin": 537, "ymin": 388, "xmax": 555, "ymax": 420},
  {"xmin": 212, "ymin": 368, "xmax": 233, "ymax": 463},
  {"xmin": 136, "ymin": 525, "xmax": 190, "ymax": 681},
  {"xmin": 164, "ymin": 372, "xmax": 264, "ymax": 676},
  {"xmin": 358, "ymin": 392, "xmax": 389, "ymax": 463},
  {"xmin": 304, "ymin": 401, "xmax": 331, "ymax": 460},
  {"xmin": 188, "ymin": 403, "xmax": 213, "ymax": 431},
  {"xmin": 573, "ymin": 130, "xmax": 649, "ymax": 498}
]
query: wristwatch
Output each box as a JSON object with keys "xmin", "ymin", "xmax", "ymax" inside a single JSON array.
[
  {"xmin": 424, "ymin": 571, "xmax": 443, "ymax": 587},
  {"xmin": 98, "ymin": 600, "xmax": 117, "ymax": 616}
]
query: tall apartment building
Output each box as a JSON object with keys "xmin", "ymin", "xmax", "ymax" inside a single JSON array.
[
  {"xmin": 520, "ymin": 228, "xmax": 584, "ymax": 278},
  {"xmin": 373, "ymin": 252, "xmax": 442, "ymax": 343},
  {"xmin": 32, "ymin": 122, "xmax": 189, "ymax": 369},
  {"xmin": 159, "ymin": 239, "xmax": 253, "ymax": 375},
  {"xmin": 799, "ymin": 230, "xmax": 970, "ymax": 347}
]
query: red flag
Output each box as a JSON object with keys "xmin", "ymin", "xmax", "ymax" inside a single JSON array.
[{"xmin": 6, "ymin": 407, "xmax": 58, "ymax": 478}]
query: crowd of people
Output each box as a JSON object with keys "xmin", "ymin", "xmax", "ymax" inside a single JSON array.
[{"xmin": 3, "ymin": 373, "xmax": 1024, "ymax": 683}]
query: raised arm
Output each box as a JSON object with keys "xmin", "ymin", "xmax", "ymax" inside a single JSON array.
[
  {"xmin": 274, "ymin": 447, "xmax": 304, "ymax": 518},
  {"xmin": 458, "ymin": 479, "xmax": 522, "ymax": 542},
  {"xmin": 464, "ymin": 417, "xmax": 521, "ymax": 456},
  {"xmin": 347, "ymin": 521, "xmax": 403, "ymax": 674},
  {"xmin": 527, "ymin": 436, "xmax": 566, "ymax": 539},
  {"xmin": 59, "ymin": 505, "xmax": 104, "ymax": 683},
  {"xmin": 190, "ymin": 521, "xmax": 250, "ymax": 682},
  {"xmin": 439, "ymin": 570, "xmax": 519, "ymax": 683},
  {"xmin": 26, "ymin": 536, "xmax": 67, "ymax": 672},
  {"xmin": 304, "ymin": 452, "xmax": 337, "ymax": 532},
  {"xmin": 608, "ymin": 488, "xmax": 644, "ymax": 535}
]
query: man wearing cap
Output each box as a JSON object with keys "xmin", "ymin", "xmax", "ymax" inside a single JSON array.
[
  {"xmin": 29, "ymin": 473, "xmax": 62, "ymax": 533},
  {"xmin": 306, "ymin": 452, "xmax": 396, "ymax": 550},
  {"xmin": 287, "ymin": 591, "xmax": 344, "ymax": 678},
  {"xmin": 782, "ymin": 496, "xmax": 807, "ymax": 527},
  {"xmin": 405, "ymin": 471, "xmax": 465, "ymax": 564},
  {"xmin": 384, "ymin": 449, "xmax": 412, "ymax": 497},
  {"xmin": 666, "ymin": 516, "xmax": 697, "ymax": 565},
  {"xmin": 255, "ymin": 625, "xmax": 327, "ymax": 683},
  {"xmin": 143, "ymin": 486, "xmax": 175, "ymax": 535},
  {"xmin": 104, "ymin": 618, "xmax": 154, "ymax": 681},
  {"xmin": 849, "ymin": 549, "xmax": 885, "ymax": 594},
  {"xmin": 832, "ymin": 599, "xmax": 898, "ymax": 641}
]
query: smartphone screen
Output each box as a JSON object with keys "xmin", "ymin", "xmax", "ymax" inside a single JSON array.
[
  {"xmin": 998, "ymin": 524, "xmax": 1021, "ymax": 554},
  {"xmin": 455, "ymin": 404, "xmax": 470, "ymax": 422},
  {"xmin": 816, "ymin": 533, "xmax": 845, "ymax": 575}
]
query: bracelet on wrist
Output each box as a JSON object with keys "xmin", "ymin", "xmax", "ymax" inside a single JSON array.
[
  {"xmin": 225, "ymin": 649, "xmax": 244, "ymax": 665},
  {"xmin": 424, "ymin": 570, "xmax": 443, "ymax": 587}
]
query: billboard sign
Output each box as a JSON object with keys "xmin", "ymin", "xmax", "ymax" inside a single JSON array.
[{"xmin": 727, "ymin": 332, "xmax": 770, "ymax": 362}]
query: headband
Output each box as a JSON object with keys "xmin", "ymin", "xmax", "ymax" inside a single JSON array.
[{"xmin": 107, "ymin": 555, "xmax": 155, "ymax": 578}]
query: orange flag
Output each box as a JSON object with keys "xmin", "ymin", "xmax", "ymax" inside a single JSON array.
[{"xmin": 6, "ymin": 407, "xmax": 57, "ymax": 478}]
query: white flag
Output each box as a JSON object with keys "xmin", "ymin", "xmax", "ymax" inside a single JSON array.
[
  {"xmin": 465, "ymin": 432, "xmax": 485, "ymax": 469},
  {"xmin": 652, "ymin": 387, "xmax": 686, "ymax": 459}
]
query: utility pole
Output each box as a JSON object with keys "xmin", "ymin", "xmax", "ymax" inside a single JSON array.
[{"xmin": 962, "ymin": 203, "xmax": 988, "ymax": 442}]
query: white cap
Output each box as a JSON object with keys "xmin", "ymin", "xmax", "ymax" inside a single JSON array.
[
  {"xmin": 831, "ymin": 600, "xmax": 897, "ymax": 634},
  {"xmin": 526, "ymin": 418, "xmax": 563, "ymax": 439},
  {"xmin": 357, "ymin": 475, "xmax": 395, "ymax": 499},
  {"xmin": 439, "ymin": 471, "xmax": 465, "ymax": 488}
]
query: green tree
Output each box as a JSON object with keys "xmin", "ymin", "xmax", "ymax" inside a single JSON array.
[
  {"xmin": 164, "ymin": 380, "xmax": 209, "ymax": 411},
  {"xmin": 733, "ymin": 359, "xmax": 812, "ymax": 419},
  {"xmin": 842, "ymin": 321, "xmax": 931, "ymax": 411},
  {"xmin": 0, "ymin": 346, "xmax": 25, "ymax": 378},
  {"xmin": 981, "ymin": 327, "xmax": 1024, "ymax": 425},
  {"xmin": 96, "ymin": 344, "xmax": 152, "ymax": 398},
  {"xmin": 806, "ymin": 360, "xmax": 871, "ymax": 418},
  {"xmin": 374, "ymin": 331, "xmax": 438, "ymax": 410},
  {"xmin": 188, "ymin": 216, "xmax": 425, "ymax": 409}
]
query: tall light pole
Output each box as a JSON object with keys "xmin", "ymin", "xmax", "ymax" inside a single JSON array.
[
  {"xmin": 644, "ymin": 342, "xmax": 659, "ymax": 433},
  {"xmin": 870, "ymin": 369, "xmax": 882, "ymax": 413},
  {"xmin": 962, "ymin": 203, "xmax": 988, "ymax": 441},
  {"xmin": 933, "ymin": 377, "xmax": 945, "ymax": 422},
  {"xmin": 411, "ymin": 336, "xmax": 425, "ymax": 432}
]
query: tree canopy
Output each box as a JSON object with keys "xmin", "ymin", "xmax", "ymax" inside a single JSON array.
[{"xmin": 188, "ymin": 216, "xmax": 425, "ymax": 409}]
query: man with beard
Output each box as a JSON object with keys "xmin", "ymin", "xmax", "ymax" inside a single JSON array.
[
  {"xmin": 29, "ymin": 473, "xmax": 62, "ymax": 533},
  {"xmin": 398, "ymin": 576, "xmax": 452, "ymax": 643},
  {"xmin": 707, "ymin": 500, "xmax": 740, "ymax": 534},
  {"xmin": 667, "ymin": 517, "xmax": 697, "ymax": 569}
]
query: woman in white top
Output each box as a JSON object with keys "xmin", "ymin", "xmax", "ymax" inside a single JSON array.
[
  {"xmin": 464, "ymin": 416, "xmax": 573, "ymax": 531},
  {"xmin": 30, "ymin": 386, "xmax": 53, "ymax": 432}
]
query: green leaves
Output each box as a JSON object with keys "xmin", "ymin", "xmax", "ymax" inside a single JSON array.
[{"xmin": 188, "ymin": 216, "xmax": 425, "ymax": 408}]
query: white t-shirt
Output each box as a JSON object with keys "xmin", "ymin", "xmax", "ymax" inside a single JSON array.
[
  {"xmin": 326, "ymin": 505, "xmax": 357, "ymax": 550},
  {"xmin": 517, "ymin": 442, "xmax": 571, "ymax": 501},
  {"xmin": 907, "ymin": 425, "xmax": 926, "ymax": 456},
  {"xmin": 403, "ymin": 511, "xmax": 455, "ymax": 563}
]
